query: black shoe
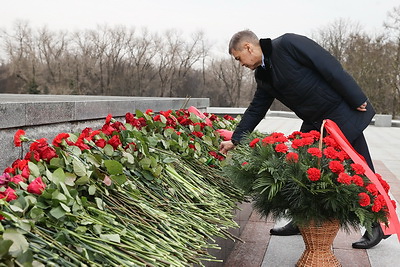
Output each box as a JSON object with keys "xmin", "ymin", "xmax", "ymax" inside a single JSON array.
[
  {"xmin": 352, "ymin": 223, "xmax": 391, "ymax": 249},
  {"xmin": 270, "ymin": 221, "xmax": 300, "ymax": 236}
]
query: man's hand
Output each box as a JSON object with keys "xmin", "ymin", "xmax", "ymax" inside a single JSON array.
[
  {"xmin": 357, "ymin": 102, "xmax": 367, "ymax": 112},
  {"xmin": 219, "ymin": 140, "xmax": 236, "ymax": 154}
]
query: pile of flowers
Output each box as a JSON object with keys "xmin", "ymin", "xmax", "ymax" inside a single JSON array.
[
  {"xmin": 0, "ymin": 108, "xmax": 243, "ymax": 266},
  {"xmin": 223, "ymin": 130, "xmax": 394, "ymax": 232}
]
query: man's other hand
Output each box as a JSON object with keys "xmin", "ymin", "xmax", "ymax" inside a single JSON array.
[
  {"xmin": 357, "ymin": 102, "xmax": 367, "ymax": 112},
  {"xmin": 219, "ymin": 140, "xmax": 236, "ymax": 154}
]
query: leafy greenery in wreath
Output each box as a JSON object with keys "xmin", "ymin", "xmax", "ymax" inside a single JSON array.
[{"xmin": 223, "ymin": 130, "xmax": 392, "ymax": 232}]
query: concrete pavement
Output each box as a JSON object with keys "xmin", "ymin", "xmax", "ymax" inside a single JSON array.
[{"xmin": 224, "ymin": 116, "xmax": 400, "ymax": 267}]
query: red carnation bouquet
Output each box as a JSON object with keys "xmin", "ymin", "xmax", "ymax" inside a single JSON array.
[{"xmin": 223, "ymin": 130, "xmax": 393, "ymax": 233}]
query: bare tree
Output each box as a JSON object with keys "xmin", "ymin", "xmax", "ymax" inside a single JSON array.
[
  {"xmin": 2, "ymin": 20, "xmax": 39, "ymax": 93},
  {"xmin": 126, "ymin": 28, "xmax": 158, "ymax": 96},
  {"xmin": 313, "ymin": 18, "xmax": 399, "ymax": 117},
  {"xmin": 210, "ymin": 56, "xmax": 250, "ymax": 107},
  {"xmin": 313, "ymin": 18, "xmax": 362, "ymax": 63},
  {"xmin": 172, "ymin": 31, "xmax": 209, "ymax": 97},
  {"xmin": 155, "ymin": 30, "xmax": 181, "ymax": 97},
  {"xmin": 384, "ymin": 5, "xmax": 400, "ymax": 118},
  {"xmin": 37, "ymin": 27, "xmax": 69, "ymax": 94}
]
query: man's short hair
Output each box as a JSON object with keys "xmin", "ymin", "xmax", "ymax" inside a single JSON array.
[{"xmin": 228, "ymin": 30, "xmax": 259, "ymax": 54}]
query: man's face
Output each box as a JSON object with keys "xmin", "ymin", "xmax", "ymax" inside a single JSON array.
[{"xmin": 231, "ymin": 42, "xmax": 262, "ymax": 70}]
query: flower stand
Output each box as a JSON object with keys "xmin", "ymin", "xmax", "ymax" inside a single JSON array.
[{"xmin": 297, "ymin": 220, "xmax": 341, "ymax": 267}]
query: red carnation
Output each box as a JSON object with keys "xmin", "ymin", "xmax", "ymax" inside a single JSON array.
[
  {"xmin": 337, "ymin": 151, "xmax": 350, "ymax": 161},
  {"xmin": 95, "ymin": 139, "xmax": 107, "ymax": 148},
  {"xmin": 262, "ymin": 136, "xmax": 276, "ymax": 144},
  {"xmin": 376, "ymin": 173, "xmax": 390, "ymax": 192},
  {"xmin": 209, "ymin": 114, "xmax": 218, "ymax": 121},
  {"xmin": 307, "ymin": 168, "xmax": 321, "ymax": 181},
  {"xmin": 4, "ymin": 167, "xmax": 14, "ymax": 176},
  {"xmin": 24, "ymin": 150, "xmax": 41, "ymax": 162},
  {"xmin": 160, "ymin": 110, "xmax": 172, "ymax": 117},
  {"xmin": 41, "ymin": 146, "xmax": 57, "ymax": 162},
  {"xmin": 308, "ymin": 130, "xmax": 321, "ymax": 140},
  {"xmin": 307, "ymin": 147, "xmax": 322, "ymax": 158},
  {"xmin": 286, "ymin": 152, "xmax": 299, "ymax": 163},
  {"xmin": 192, "ymin": 131, "xmax": 204, "ymax": 138},
  {"xmin": 358, "ymin": 192, "xmax": 371, "ymax": 207},
  {"xmin": 108, "ymin": 135, "xmax": 122, "ymax": 149},
  {"xmin": 125, "ymin": 112, "xmax": 135, "ymax": 124},
  {"xmin": 275, "ymin": 136, "xmax": 288, "ymax": 143},
  {"xmin": 81, "ymin": 127, "xmax": 93, "ymax": 138},
  {"xmin": 9, "ymin": 174, "xmax": 25, "ymax": 184},
  {"xmin": 0, "ymin": 173, "xmax": 10, "ymax": 185},
  {"xmin": 124, "ymin": 142, "xmax": 137, "ymax": 151},
  {"xmin": 29, "ymin": 138, "xmax": 48, "ymax": 152},
  {"xmin": 53, "ymin": 133, "xmax": 69, "ymax": 146},
  {"xmin": 188, "ymin": 144, "xmax": 196, "ymax": 150},
  {"xmin": 105, "ymin": 114, "xmax": 113, "ymax": 124},
  {"xmin": 14, "ymin": 159, "xmax": 28, "ymax": 171},
  {"xmin": 14, "ymin": 129, "xmax": 26, "ymax": 147},
  {"xmin": 301, "ymin": 137, "xmax": 315, "ymax": 146},
  {"xmin": 288, "ymin": 131, "xmax": 302, "ymax": 139},
  {"xmin": 352, "ymin": 175, "xmax": 364, "ymax": 186},
  {"xmin": 291, "ymin": 138, "xmax": 303, "ymax": 149},
  {"xmin": 21, "ymin": 165, "xmax": 30, "ymax": 179},
  {"xmin": 0, "ymin": 187, "xmax": 18, "ymax": 202},
  {"xmin": 372, "ymin": 194, "xmax": 386, "ymax": 212},
  {"xmin": 300, "ymin": 132, "xmax": 314, "ymax": 139},
  {"xmin": 272, "ymin": 132, "xmax": 285, "ymax": 138},
  {"xmin": 74, "ymin": 139, "xmax": 90, "ymax": 151},
  {"xmin": 323, "ymin": 147, "xmax": 338, "ymax": 159},
  {"xmin": 223, "ymin": 114, "xmax": 235, "ymax": 120},
  {"xmin": 328, "ymin": 161, "xmax": 344, "ymax": 174},
  {"xmin": 249, "ymin": 138, "xmax": 260, "ymax": 148},
  {"xmin": 351, "ymin": 163, "xmax": 365, "ymax": 175},
  {"xmin": 337, "ymin": 172, "xmax": 352, "ymax": 185},
  {"xmin": 366, "ymin": 183, "xmax": 378, "ymax": 196},
  {"xmin": 27, "ymin": 177, "xmax": 46, "ymax": 195},
  {"xmin": 275, "ymin": 143, "xmax": 288, "ymax": 153},
  {"xmin": 323, "ymin": 136, "xmax": 338, "ymax": 148}
]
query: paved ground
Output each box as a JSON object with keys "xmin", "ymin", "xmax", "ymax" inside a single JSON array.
[{"xmin": 224, "ymin": 116, "xmax": 400, "ymax": 267}]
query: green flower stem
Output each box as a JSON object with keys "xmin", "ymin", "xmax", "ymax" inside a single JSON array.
[
  {"xmin": 64, "ymin": 229, "xmax": 156, "ymax": 266},
  {"xmin": 32, "ymin": 227, "xmax": 100, "ymax": 266}
]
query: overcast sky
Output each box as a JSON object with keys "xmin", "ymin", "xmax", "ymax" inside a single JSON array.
[{"xmin": 2, "ymin": 0, "xmax": 399, "ymax": 56}]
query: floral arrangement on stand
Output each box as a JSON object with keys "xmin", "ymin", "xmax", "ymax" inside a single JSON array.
[
  {"xmin": 0, "ymin": 108, "xmax": 243, "ymax": 266},
  {"xmin": 223, "ymin": 129, "xmax": 395, "ymax": 232}
]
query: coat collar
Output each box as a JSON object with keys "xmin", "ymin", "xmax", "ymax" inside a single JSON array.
[
  {"xmin": 259, "ymin": 38, "xmax": 272, "ymax": 69},
  {"xmin": 260, "ymin": 38, "xmax": 272, "ymax": 56},
  {"xmin": 255, "ymin": 38, "xmax": 273, "ymax": 83}
]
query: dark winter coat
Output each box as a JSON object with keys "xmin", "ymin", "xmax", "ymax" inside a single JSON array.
[{"xmin": 231, "ymin": 33, "xmax": 375, "ymax": 144}]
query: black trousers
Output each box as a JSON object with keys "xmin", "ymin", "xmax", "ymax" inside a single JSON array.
[{"xmin": 351, "ymin": 133, "xmax": 375, "ymax": 172}]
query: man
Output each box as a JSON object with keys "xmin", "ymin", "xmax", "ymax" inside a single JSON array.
[{"xmin": 219, "ymin": 30, "xmax": 389, "ymax": 249}]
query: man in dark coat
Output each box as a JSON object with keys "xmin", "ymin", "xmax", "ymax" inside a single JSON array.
[{"xmin": 219, "ymin": 30, "xmax": 389, "ymax": 249}]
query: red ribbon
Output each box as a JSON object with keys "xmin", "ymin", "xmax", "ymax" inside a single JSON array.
[
  {"xmin": 215, "ymin": 129, "xmax": 233, "ymax": 141},
  {"xmin": 187, "ymin": 106, "xmax": 213, "ymax": 127},
  {"xmin": 324, "ymin": 119, "xmax": 400, "ymax": 240},
  {"xmin": 187, "ymin": 106, "xmax": 234, "ymax": 140}
]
